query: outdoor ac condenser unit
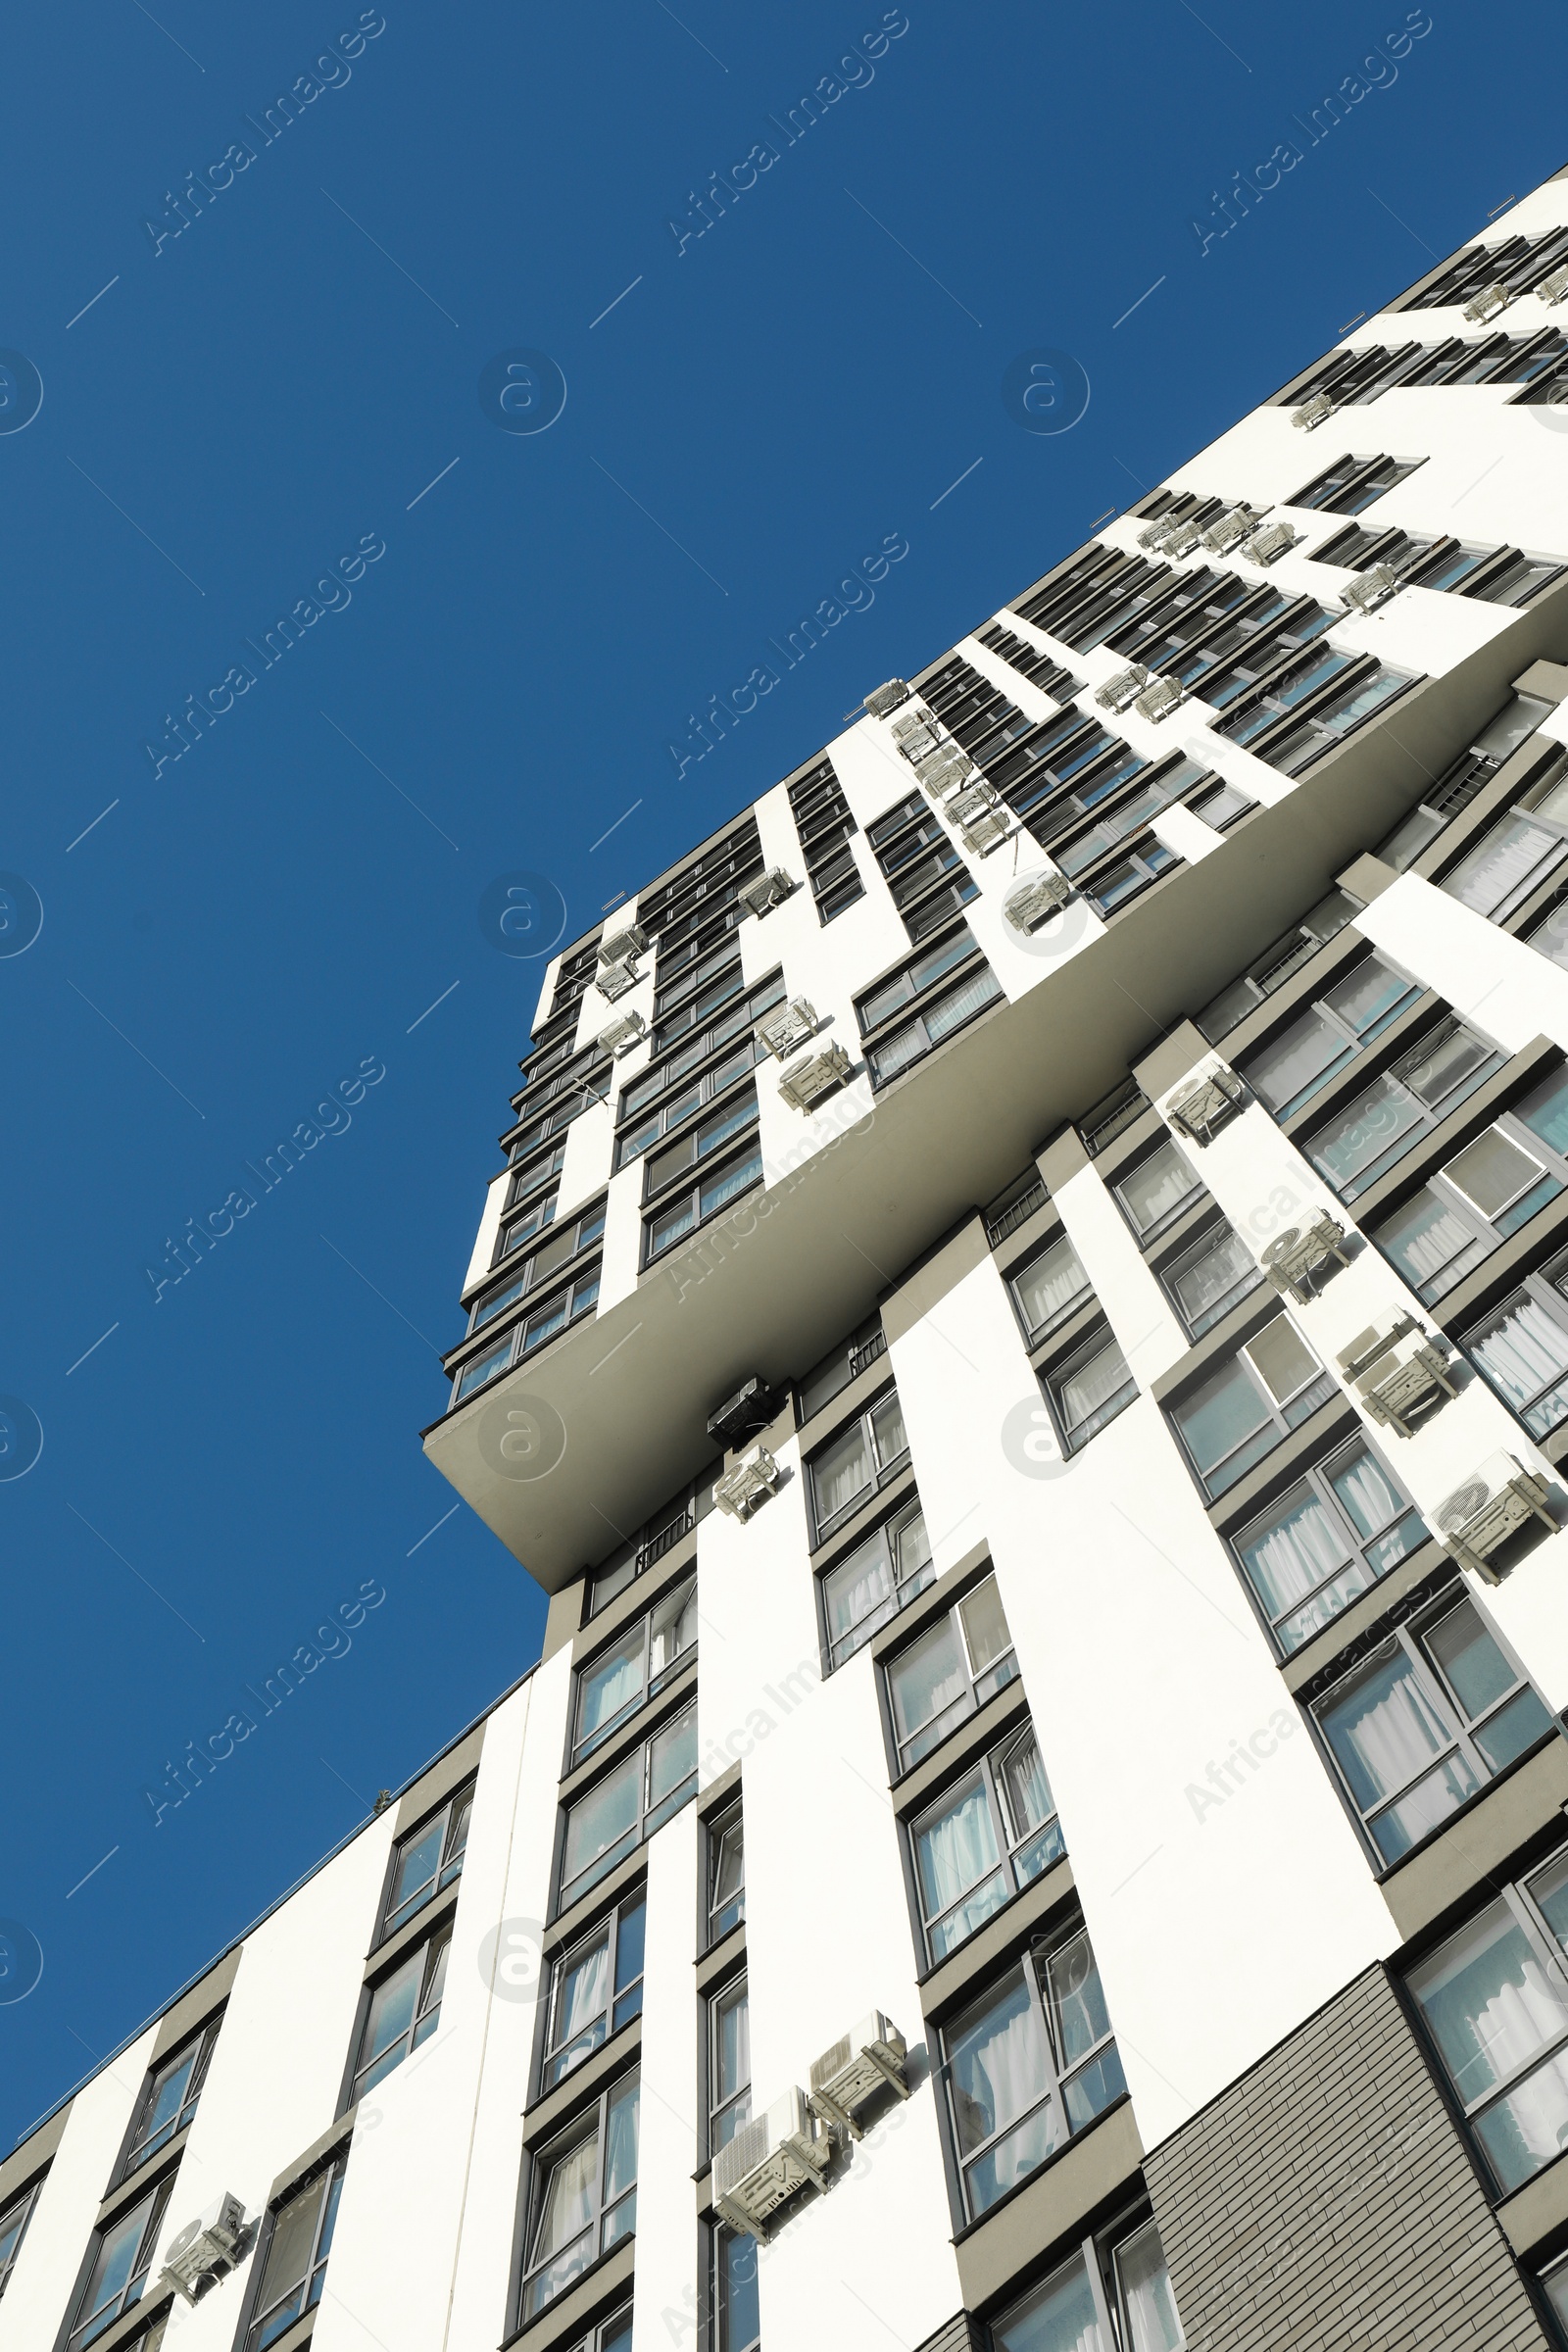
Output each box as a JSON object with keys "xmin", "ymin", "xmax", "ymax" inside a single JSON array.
[
  {"xmin": 864, "ymin": 678, "xmax": 912, "ymax": 718},
  {"xmin": 1096, "ymin": 663, "xmax": 1150, "ymax": 713},
  {"xmin": 1434, "ymin": 1452, "xmax": 1555, "ymax": 1580},
  {"xmin": 808, "ymin": 2014, "xmax": 909, "ymax": 2139},
  {"xmin": 1342, "ymin": 562, "xmax": 1398, "ymax": 615},
  {"xmin": 739, "ymin": 867, "xmax": 796, "ymax": 918},
  {"xmin": 596, "ymin": 1011, "xmax": 648, "ymax": 1057},
  {"xmin": 712, "ymin": 2087, "xmax": 834, "ymax": 2237},
  {"xmin": 1462, "ymin": 281, "xmax": 1511, "ymax": 323},
  {"xmin": 160, "ymin": 2193, "xmax": 250, "ymax": 2304},
  {"xmin": 777, "ymin": 1043, "xmax": 851, "ymax": 1111},
  {"xmin": 1292, "ymin": 390, "xmax": 1336, "ymax": 430},
  {"xmin": 757, "ymin": 999, "xmax": 818, "ymax": 1058},
  {"xmin": 1242, "ymin": 520, "xmax": 1297, "ymax": 564},
  {"xmin": 1003, "ymin": 874, "xmax": 1072, "ymax": 932},
  {"xmin": 598, "ymin": 922, "xmax": 648, "ymax": 966}
]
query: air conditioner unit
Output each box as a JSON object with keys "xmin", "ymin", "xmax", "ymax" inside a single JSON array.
[
  {"xmin": 739, "ymin": 867, "xmax": 796, "ymax": 918},
  {"xmin": 707, "ymin": 1376, "xmax": 779, "ymax": 1446},
  {"xmin": 595, "ymin": 956, "xmax": 640, "ymax": 1003},
  {"xmin": 1242, "ymin": 520, "xmax": 1297, "ymax": 565},
  {"xmin": 1166, "ymin": 1067, "xmax": 1244, "ymax": 1145},
  {"xmin": 896, "ymin": 721, "xmax": 942, "ymax": 762},
  {"xmin": 916, "ymin": 749, "xmax": 978, "ymax": 802},
  {"xmin": 1462, "ymin": 281, "xmax": 1512, "ymax": 323},
  {"xmin": 1004, "ymin": 873, "xmax": 1073, "ymax": 932},
  {"xmin": 160, "ymin": 2193, "xmax": 251, "ymax": 2305},
  {"xmin": 890, "ymin": 705, "xmax": 934, "ymax": 741},
  {"xmin": 1161, "ymin": 519, "xmax": 1204, "ymax": 558},
  {"xmin": 712, "ymin": 1444, "xmax": 783, "ymax": 1521},
  {"xmin": 1137, "ymin": 514, "xmax": 1183, "ymax": 550},
  {"xmin": 1292, "ymin": 390, "xmax": 1337, "ymax": 431},
  {"xmin": 949, "ymin": 779, "xmax": 1002, "ymax": 822},
  {"xmin": 1337, "ymin": 1314, "xmax": 1458, "ymax": 1439},
  {"xmin": 597, "ymin": 1011, "xmax": 648, "ymax": 1057},
  {"xmin": 1260, "ymin": 1212, "xmax": 1350, "ymax": 1303},
  {"xmin": 1202, "ymin": 505, "xmax": 1264, "ymax": 555},
  {"xmin": 958, "ymin": 808, "xmax": 1012, "ymax": 856},
  {"xmin": 598, "ymin": 922, "xmax": 649, "ymax": 967},
  {"xmin": 864, "ymin": 679, "xmax": 912, "ymax": 719},
  {"xmin": 1342, "ymin": 562, "xmax": 1398, "ymax": 615},
  {"xmin": 1096, "ymin": 663, "xmax": 1150, "ymax": 713},
  {"xmin": 808, "ymin": 2013, "xmax": 909, "ymax": 2140},
  {"xmin": 1539, "ymin": 264, "xmax": 1568, "ymax": 307},
  {"xmin": 1134, "ymin": 675, "xmax": 1184, "ymax": 723},
  {"xmin": 1434, "ymin": 1451, "xmax": 1555, "ymax": 1581},
  {"xmin": 777, "ymin": 1042, "xmax": 852, "ymax": 1111},
  {"xmin": 713, "ymin": 2086, "xmax": 835, "ymax": 2237},
  {"xmin": 758, "ymin": 998, "xmax": 818, "ymax": 1057}
]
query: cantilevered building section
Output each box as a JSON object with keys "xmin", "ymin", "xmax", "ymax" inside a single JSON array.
[{"xmin": 21, "ymin": 169, "xmax": 1568, "ymax": 2352}]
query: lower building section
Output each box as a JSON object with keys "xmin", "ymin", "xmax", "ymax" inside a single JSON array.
[{"xmin": 1144, "ymin": 1964, "xmax": 1550, "ymax": 2352}]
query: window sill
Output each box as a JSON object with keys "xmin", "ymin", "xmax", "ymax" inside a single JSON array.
[
  {"xmin": 524, "ymin": 2019, "xmax": 642, "ymax": 2144},
  {"xmin": 503, "ymin": 2238, "xmax": 637, "ymax": 2352},
  {"xmin": 1348, "ymin": 1035, "xmax": 1562, "ymax": 1235},
  {"xmin": 866, "ymin": 1539, "xmax": 993, "ymax": 1672},
  {"xmin": 544, "ymin": 1854, "xmax": 648, "ymax": 1962},
  {"xmin": 74, "ymin": 2297, "xmax": 179, "ymax": 2352},
  {"xmin": 1377, "ymin": 1725, "xmax": 1568, "ymax": 1941},
  {"xmin": 917, "ymin": 1852, "xmax": 1077, "ymax": 2021},
  {"xmin": 362, "ymin": 1886, "xmax": 461, "ymax": 1985},
  {"xmin": 953, "ymin": 2098, "xmax": 1143, "ymax": 2312},
  {"xmin": 809, "ymin": 1463, "xmax": 920, "ymax": 1576},
  {"xmin": 555, "ymin": 1663, "xmax": 699, "ymax": 1810},
  {"xmin": 894, "ymin": 1685, "xmax": 1033, "ymax": 1820},
  {"xmin": 101, "ymin": 2125, "xmax": 191, "ymax": 2221},
  {"xmin": 696, "ymin": 1921, "xmax": 747, "ymax": 1998},
  {"xmin": 1497, "ymin": 2134, "xmax": 1568, "ymax": 2256},
  {"xmin": 1200, "ymin": 1391, "xmax": 1361, "ymax": 1533},
  {"xmin": 1279, "ymin": 1539, "xmax": 1450, "ymax": 1694}
]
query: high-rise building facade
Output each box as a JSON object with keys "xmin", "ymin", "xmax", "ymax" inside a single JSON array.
[{"xmin": 19, "ymin": 166, "xmax": 1568, "ymax": 2352}]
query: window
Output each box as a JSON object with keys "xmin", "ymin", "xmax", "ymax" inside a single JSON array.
[
  {"xmin": 709, "ymin": 1978, "xmax": 751, "ymax": 2153},
  {"xmin": 68, "ymin": 2179, "xmax": 172, "ymax": 2352},
  {"xmin": 789, "ymin": 756, "xmax": 864, "ymax": 921},
  {"xmin": 588, "ymin": 1464, "xmax": 720, "ymax": 1615},
  {"xmin": 616, "ymin": 975, "xmax": 783, "ymax": 1125},
  {"xmin": 808, "ymin": 1388, "xmax": 909, "ymax": 1540},
  {"xmin": 941, "ymin": 1925, "xmax": 1125, "ymax": 2219},
  {"xmin": 1160, "ymin": 1220, "xmax": 1263, "ymax": 1340},
  {"xmin": 247, "ymin": 2153, "xmax": 346, "ymax": 2351},
  {"xmin": 1196, "ymin": 890, "xmax": 1359, "ymax": 1041},
  {"xmin": 1009, "ymin": 1234, "xmax": 1092, "ymax": 1344},
  {"xmin": 654, "ymin": 942, "xmax": 741, "ymax": 1024},
  {"xmin": 821, "ymin": 1497, "xmax": 935, "ymax": 1669},
  {"xmin": 382, "ymin": 1786, "xmax": 472, "ymax": 1938},
  {"xmin": 1460, "ymin": 1243, "xmax": 1568, "ymax": 1439},
  {"xmin": 560, "ymin": 2309, "xmax": 633, "ymax": 2352},
  {"xmin": 1314, "ymin": 1591, "xmax": 1553, "ymax": 1864},
  {"xmin": 912, "ymin": 1722, "xmax": 1063, "ymax": 1961},
  {"xmin": 352, "ymin": 1928, "xmax": 450, "ymax": 2100},
  {"xmin": 1298, "ymin": 1016, "xmax": 1501, "ymax": 1200},
  {"xmin": 857, "ymin": 928, "xmax": 1003, "ymax": 1088},
  {"xmin": 886, "ymin": 1573, "xmax": 1018, "ymax": 1770},
  {"xmin": 1238, "ymin": 956, "xmax": 1420, "ymax": 1121},
  {"xmin": 798, "ymin": 1313, "xmax": 887, "ymax": 1421},
  {"xmin": 1085, "ymin": 836, "xmax": 1181, "ymax": 916},
  {"xmin": 122, "ymin": 2017, "xmax": 220, "ymax": 2176},
  {"xmin": 521, "ymin": 2074, "xmax": 640, "ymax": 2318},
  {"xmin": 866, "ymin": 790, "xmax": 978, "ymax": 939},
  {"xmin": 0, "ymin": 2180, "xmax": 39, "ymax": 2301},
  {"xmin": 1169, "ymin": 1314, "xmax": 1335, "ymax": 1498},
  {"xmin": 573, "ymin": 1580, "xmax": 696, "ymax": 1763},
  {"xmin": 558, "ymin": 1705, "xmax": 698, "ymax": 1910},
  {"xmin": 712, "ymin": 2227, "xmax": 760, "ymax": 2352},
  {"xmin": 708, "ymin": 1804, "xmax": 745, "ymax": 1942},
  {"xmin": 616, "ymin": 1042, "xmax": 768, "ymax": 1174},
  {"xmin": 990, "ymin": 2221, "xmax": 1186, "ymax": 2352},
  {"xmin": 1408, "ymin": 1846, "xmax": 1568, "ymax": 2193},
  {"xmin": 453, "ymin": 1260, "xmax": 602, "ymax": 1401},
  {"xmin": 542, "ymin": 1891, "xmax": 647, "ymax": 2090},
  {"xmin": 1049, "ymin": 759, "xmax": 1213, "ymax": 880},
  {"xmin": 1232, "ymin": 1438, "xmax": 1427, "ymax": 1654},
  {"xmin": 1288, "ymin": 452, "xmax": 1422, "ymax": 513},
  {"xmin": 1217, "ymin": 649, "xmax": 1414, "ymax": 774},
  {"xmin": 1441, "ymin": 762, "xmax": 1568, "ymax": 924},
  {"xmin": 1188, "ymin": 779, "xmax": 1255, "ymax": 829},
  {"xmin": 480, "ymin": 1198, "xmax": 607, "ymax": 1314},
  {"xmin": 1544, "ymin": 2250, "xmax": 1568, "ymax": 2338},
  {"xmin": 1114, "ymin": 1137, "xmax": 1203, "ymax": 1242},
  {"xmin": 1045, "ymin": 1327, "xmax": 1137, "ymax": 1452},
  {"xmin": 1369, "ymin": 1066, "xmax": 1568, "ymax": 1302},
  {"xmin": 644, "ymin": 1133, "xmax": 763, "ymax": 1262}
]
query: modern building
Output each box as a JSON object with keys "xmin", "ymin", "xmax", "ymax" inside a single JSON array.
[{"xmin": 20, "ymin": 164, "xmax": 1568, "ymax": 2352}]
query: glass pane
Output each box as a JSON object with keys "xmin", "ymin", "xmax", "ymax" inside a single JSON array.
[
  {"xmin": 615, "ymin": 1896, "xmax": 647, "ymax": 1993},
  {"xmin": 563, "ymin": 1752, "xmax": 641, "ymax": 1889},
  {"xmin": 1048, "ymin": 1931, "xmax": 1111, "ymax": 2066},
  {"xmin": 74, "ymin": 2199, "xmax": 156, "ymax": 2336},
  {"xmin": 1326, "ymin": 1447, "xmax": 1405, "ymax": 1545},
  {"xmin": 1410, "ymin": 1898, "xmax": 1568, "ymax": 2120},
  {"xmin": 993, "ymin": 2254, "xmax": 1106, "ymax": 2352},
  {"xmin": 916, "ymin": 1777, "xmax": 1002, "ymax": 1918},
  {"xmin": 894, "ymin": 1508, "xmax": 933, "ymax": 1591},
  {"xmin": 1245, "ymin": 1316, "xmax": 1318, "ymax": 1405},
  {"xmin": 1475, "ymin": 2057, "xmax": 1568, "ymax": 2190},
  {"xmin": 1374, "ymin": 1185, "xmax": 1485, "ymax": 1299},
  {"xmin": 889, "ymin": 1618, "xmax": 966, "ymax": 1753},
  {"xmin": 822, "ymin": 1531, "xmax": 893, "ymax": 1656},
  {"xmin": 605, "ymin": 2078, "xmax": 640, "ymax": 2203},
  {"xmin": 1473, "ymin": 1685, "xmax": 1554, "ymax": 1771},
  {"xmin": 1119, "ymin": 1139, "xmax": 1200, "ymax": 1232},
  {"xmin": 713, "ymin": 1984, "xmax": 750, "ymax": 2103},
  {"xmin": 1170, "ymin": 1226, "xmax": 1256, "ymax": 1332},
  {"xmin": 1400, "ymin": 1024, "xmax": 1493, "ymax": 1109},
  {"xmin": 1445, "ymin": 1129, "xmax": 1544, "ymax": 1219},
  {"xmin": 1115, "ymin": 2221, "xmax": 1185, "ymax": 2352},
  {"xmin": 1518, "ymin": 1066, "xmax": 1568, "ymax": 1157},
  {"xmin": 257, "ymin": 2176, "xmax": 327, "ymax": 2317},
  {"xmin": 358, "ymin": 1949, "xmax": 422, "ymax": 2082},
  {"xmin": 1171, "ymin": 1357, "xmax": 1272, "ymax": 1490},
  {"xmin": 1528, "ymin": 902, "xmax": 1568, "ymax": 972},
  {"xmin": 529, "ymin": 2132, "xmax": 598, "ymax": 2308},
  {"xmin": 1055, "ymin": 1338, "xmax": 1133, "ymax": 1441},
  {"xmin": 576, "ymin": 1629, "xmax": 646, "ymax": 1753},
  {"xmin": 710, "ymin": 1823, "xmax": 744, "ymax": 1925},
  {"xmin": 649, "ymin": 1709, "xmax": 697, "ymax": 1806},
  {"xmin": 1443, "ymin": 814, "xmax": 1560, "ymax": 917},
  {"xmin": 716, "ymin": 2230, "xmax": 760, "ymax": 2352},
  {"xmin": 135, "ymin": 2047, "xmax": 198, "ymax": 2153},
  {"xmin": 1469, "ymin": 1295, "xmax": 1568, "ymax": 1436},
  {"xmin": 1371, "ymin": 1757, "xmax": 1483, "ymax": 1862},
  {"xmin": 1425, "ymin": 1598, "xmax": 1517, "ymax": 1719},
  {"xmin": 1236, "ymin": 1482, "xmax": 1351, "ymax": 1623},
  {"xmin": 649, "ymin": 1580, "xmax": 697, "ymax": 1681},
  {"xmin": 1325, "ymin": 956, "xmax": 1411, "ymax": 1038},
  {"xmin": 958, "ymin": 1575, "xmax": 1012, "ymax": 1679},
  {"xmin": 387, "ymin": 1821, "xmax": 444, "ymax": 1923},
  {"xmin": 1246, "ymin": 1006, "xmax": 1349, "ymax": 1115},
  {"xmin": 1308, "ymin": 1073, "xmax": 1424, "ymax": 1192},
  {"xmin": 1015, "ymin": 1237, "xmax": 1090, "ymax": 1334},
  {"xmin": 811, "ymin": 1422, "xmax": 875, "ymax": 1524},
  {"xmin": 870, "ymin": 1392, "xmax": 907, "ymax": 1467},
  {"xmin": 551, "ymin": 1931, "xmax": 610, "ymax": 2060},
  {"xmin": 1547, "ymin": 2261, "xmax": 1568, "ymax": 2334},
  {"xmin": 1000, "ymin": 1730, "xmax": 1054, "ymax": 1840},
  {"xmin": 1317, "ymin": 1646, "xmax": 1455, "ymax": 1812}
]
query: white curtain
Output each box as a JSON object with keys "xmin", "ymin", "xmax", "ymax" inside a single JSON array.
[
  {"xmin": 554, "ymin": 1935, "xmax": 610, "ymax": 2051},
  {"xmin": 1241, "ymin": 1486, "xmax": 1349, "ymax": 1617},
  {"xmin": 1329, "ymin": 1448, "xmax": 1403, "ymax": 1546},
  {"xmin": 890, "ymin": 1620, "xmax": 965, "ymax": 1748},
  {"xmin": 1248, "ymin": 1007, "xmax": 1343, "ymax": 1112},
  {"xmin": 824, "ymin": 1537, "xmax": 893, "ymax": 1651},
  {"xmin": 1017, "ymin": 1239, "xmax": 1088, "ymax": 1335},
  {"xmin": 1058, "ymin": 1339, "xmax": 1131, "ymax": 1436},
  {"xmin": 1383, "ymin": 1189, "xmax": 1474, "ymax": 1290},
  {"xmin": 1115, "ymin": 2225, "xmax": 1185, "ymax": 2352},
  {"xmin": 952, "ymin": 1974, "xmax": 1052, "ymax": 2159},
  {"xmin": 1001, "ymin": 1732, "xmax": 1054, "ymax": 1837},
  {"xmin": 926, "ymin": 966, "xmax": 1001, "ymax": 1043},
  {"xmin": 811, "ymin": 1423, "xmax": 873, "ymax": 1523},
  {"xmin": 916, "ymin": 1779, "xmax": 1000, "ymax": 1916},
  {"xmin": 993, "ymin": 2255, "xmax": 1105, "ymax": 2352},
  {"xmin": 1444, "ymin": 814, "xmax": 1557, "ymax": 917},
  {"xmin": 1473, "ymin": 1297, "xmax": 1568, "ymax": 1428},
  {"xmin": 1321, "ymin": 1652, "xmax": 1451, "ymax": 1808},
  {"xmin": 578, "ymin": 1633, "xmax": 644, "ymax": 1746},
  {"xmin": 532, "ymin": 2132, "xmax": 598, "ymax": 2265},
  {"xmin": 1120, "ymin": 1140, "xmax": 1196, "ymax": 1233}
]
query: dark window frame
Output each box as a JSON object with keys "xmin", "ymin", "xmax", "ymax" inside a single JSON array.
[
  {"xmin": 556, "ymin": 1701, "xmax": 699, "ymax": 1915},
  {"xmin": 818, "ymin": 1493, "xmax": 935, "ymax": 1673},
  {"xmin": 118, "ymin": 2014, "xmax": 222, "ymax": 2181},
  {"xmin": 243, "ymin": 2147, "xmax": 348, "ymax": 2352},
  {"xmin": 571, "ymin": 1575, "xmax": 698, "ymax": 1765},
  {"xmin": 884, "ymin": 1570, "xmax": 1020, "ymax": 1773},
  {"xmin": 1228, "ymin": 1433, "xmax": 1429, "ymax": 1658},
  {"xmin": 518, "ymin": 2070, "xmax": 640, "ymax": 2324},
  {"xmin": 909, "ymin": 1717, "xmax": 1064, "ymax": 1966},
  {"xmin": 806, "ymin": 1384, "xmax": 911, "ymax": 1544},
  {"xmin": 65, "ymin": 2175, "xmax": 173, "ymax": 2352},
  {"xmin": 541, "ymin": 1886, "xmax": 647, "ymax": 2094},
  {"xmin": 1166, "ymin": 1310, "xmax": 1336, "ymax": 1499},
  {"xmin": 378, "ymin": 1783, "xmax": 473, "ymax": 1943}
]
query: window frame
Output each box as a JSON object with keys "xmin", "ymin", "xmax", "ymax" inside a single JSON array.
[
  {"xmin": 451, "ymin": 1258, "xmax": 603, "ymax": 1403},
  {"xmin": 556, "ymin": 1701, "xmax": 699, "ymax": 1913},
  {"xmin": 1368, "ymin": 1067, "xmax": 1568, "ymax": 1305},
  {"xmin": 641, "ymin": 1128, "xmax": 764, "ymax": 1265},
  {"xmin": 939, "ymin": 1921, "xmax": 1126, "ymax": 2224},
  {"xmin": 1229, "ymin": 1434, "xmax": 1429, "ymax": 1657},
  {"xmin": 706, "ymin": 1802, "xmax": 745, "ymax": 1945},
  {"xmin": 855, "ymin": 924, "xmax": 1003, "ymax": 1089},
  {"xmin": 1042, "ymin": 1322, "xmax": 1138, "ymax": 1454},
  {"xmin": 66, "ymin": 2177, "xmax": 173, "ymax": 2352},
  {"xmin": 1236, "ymin": 952, "xmax": 1423, "ymax": 1122},
  {"xmin": 519, "ymin": 2071, "xmax": 640, "ymax": 2321},
  {"xmin": 119, "ymin": 2014, "xmax": 222, "ymax": 2181},
  {"xmin": 909, "ymin": 1718, "xmax": 1064, "ymax": 1965},
  {"xmin": 707, "ymin": 1973, "xmax": 752, "ymax": 2159},
  {"xmin": 1295, "ymin": 1013, "xmax": 1503, "ymax": 1200},
  {"xmin": 571, "ymin": 1576, "xmax": 698, "ymax": 1765},
  {"xmin": 818, "ymin": 1495, "xmax": 935, "ymax": 1672},
  {"xmin": 378, "ymin": 1784, "xmax": 473, "ymax": 1944},
  {"xmin": 541, "ymin": 1887, "xmax": 647, "ymax": 2092},
  {"xmin": 884, "ymin": 1571, "xmax": 1020, "ymax": 1772},
  {"xmin": 806, "ymin": 1384, "xmax": 911, "ymax": 1543},
  {"xmin": 1459, "ymin": 1238, "xmax": 1568, "ymax": 1440},
  {"xmin": 1311, "ymin": 1586, "xmax": 1556, "ymax": 1867},
  {"xmin": 0, "ymin": 2178, "xmax": 41, "ymax": 2303},
  {"xmin": 477, "ymin": 1196, "xmax": 607, "ymax": 1320},
  {"xmin": 350, "ymin": 1923, "xmax": 452, "ymax": 2103},
  {"xmin": 1157, "ymin": 1215, "xmax": 1265, "ymax": 1341},
  {"xmin": 244, "ymin": 2149, "xmax": 347, "ymax": 2352},
  {"xmin": 1167, "ymin": 1311, "xmax": 1336, "ymax": 1499},
  {"xmin": 1112, "ymin": 1135, "xmax": 1204, "ymax": 1246},
  {"xmin": 1287, "ymin": 451, "xmax": 1424, "ymax": 514},
  {"xmin": 1007, "ymin": 1230, "xmax": 1093, "ymax": 1347}
]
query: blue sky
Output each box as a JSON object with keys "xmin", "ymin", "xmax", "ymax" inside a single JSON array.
[{"xmin": 2, "ymin": 0, "xmax": 1563, "ymax": 2144}]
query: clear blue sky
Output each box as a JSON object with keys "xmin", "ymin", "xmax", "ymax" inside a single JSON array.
[{"xmin": 2, "ymin": 0, "xmax": 1562, "ymax": 2144}]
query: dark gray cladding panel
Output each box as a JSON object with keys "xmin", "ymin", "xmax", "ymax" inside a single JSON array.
[{"xmin": 1144, "ymin": 1965, "xmax": 1549, "ymax": 2352}]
